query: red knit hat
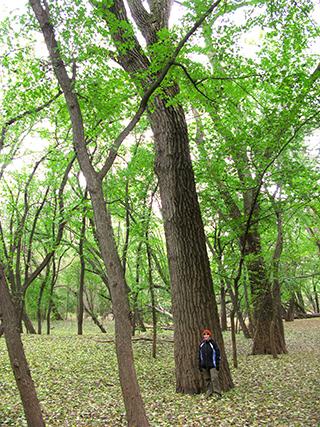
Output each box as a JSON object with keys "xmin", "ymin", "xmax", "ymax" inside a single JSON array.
[{"xmin": 202, "ymin": 328, "xmax": 212, "ymax": 337}]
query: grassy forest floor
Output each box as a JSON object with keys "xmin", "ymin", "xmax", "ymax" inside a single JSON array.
[{"xmin": 0, "ymin": 318, "xmax": 319, "ymax": 426}]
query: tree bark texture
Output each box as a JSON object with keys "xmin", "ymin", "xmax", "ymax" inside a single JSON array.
[{"xmin": 0, "ymin": 264, "xmax": 45, "ymax": 427}]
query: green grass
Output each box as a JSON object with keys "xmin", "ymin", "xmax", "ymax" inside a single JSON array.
[{"xmin": 0, "ymin": 319, "xmax": 319, "ymax": 426}]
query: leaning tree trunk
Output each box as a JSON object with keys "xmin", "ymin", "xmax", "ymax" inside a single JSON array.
[
  {"xmin": 0, "ymin": 264, "xmax": 45, "ymax": 427},
  {"xmin": 90, "ymin": 189, "xmax": 149, "ymax": 425},
  {"xmin": 22, "ymin": 310, "xmax": 37, "ymax": 334},
  {"xmin": 29, "ymin": 2, "xmax": 149, "ymax": 425}
]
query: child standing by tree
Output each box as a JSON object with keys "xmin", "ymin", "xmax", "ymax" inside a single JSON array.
[{"xmin": 199, "ymin": 329, "xmax": 222, "ymax": 398}]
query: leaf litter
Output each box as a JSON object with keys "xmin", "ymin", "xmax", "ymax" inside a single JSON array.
[{"xmin": 0, "ymin": 318, "xmax": 319, "ymax": 426}]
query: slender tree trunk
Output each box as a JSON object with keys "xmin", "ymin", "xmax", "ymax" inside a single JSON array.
[
  {"xmin": 30, "ymin": 3, "xmax": 149, "ymax": 424},
  {"xmin": 122, "ymin": 180, "xmax": 130, "ymax": 275},
  {"xmin": 243, "ymin": 275, "xmax": 254, "ymax": 335},
  {"xmin": 77, "ymin": 212, "xmax": 86, "ymax": 335},
  {"xmin": 0, "ymin": 264, "xmax": 45, "ymax": 427},
  {"xmin": 285, "ymin": 296, "xmax": 295, "ymax": 321},
  {"xmin": 132, "ymin": 241, "xmax": 143, "ymax": 336},
  {"xmin": 46, "ymin": 258, "xmax": 57, "ymax": 335},
  {"xmin": 314, "ymin": 279, "xmax": 319, "ymax": 313},
  {"xmin": 146, "ymin": 233, "xmax": 157, "ymax": 358},
  {"xmin": 90, "ymin": 189, "xmax": 149, "ymax": 425},
  {"xmin": 37, "ymin": 280, "xmax": 46, "ymax": 335},
  {"xmin": 296, "ymin": 290, "xmax": 306, "ymax": 312},
  {"xmin": 84, "ymin": 304, "xmax": 107, "ymax": 333},
  {"xmin": 230, "ymin": 308, "xmax": 238, "ymax": 368},
  {"xmin": 37, "ymin": 267, "xmax": 50, "ymax": 335},
  {"xmin": 225, "ymin": 279, "xmax": 251, "ymax": 339},
  {"xmin": 22, "ymin": 311, "xmax": 37, "ymax": 334},
  {"xmin": 220, "ymin": 282, "xmax": 228, "ymax": 331},
  {"xmin": 270, "ymin": 206, "xmax": 287, "ymax": 354}
]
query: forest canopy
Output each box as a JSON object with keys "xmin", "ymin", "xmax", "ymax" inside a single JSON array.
[{"xmin": 0, "ymin": 0, "xmax": 319, "ymax": 426}]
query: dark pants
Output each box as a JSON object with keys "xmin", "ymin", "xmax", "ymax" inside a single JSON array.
[{"xmin": 202, "ymin": 367, "xmax": 221, "ymax": 395}]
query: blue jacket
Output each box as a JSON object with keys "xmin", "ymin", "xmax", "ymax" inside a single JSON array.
[{"xmin": 199, "ymin": 339, "xmax": 221, "ymax": 370}]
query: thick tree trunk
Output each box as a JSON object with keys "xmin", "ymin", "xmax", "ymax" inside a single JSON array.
[
  {"xmin": 149, "ymin": 98, "xmax": 232, "ymax": 392},
  {"xmin": 246, "ymin": 230, "xmax": 285, "ymax": 354},
  {"xmin": 102, "ymin": 0, "xmax": 233, "ymax": 394},
  {"xmin": 0, "ymin": 264, "xmax": 45, "ymax": 427}
]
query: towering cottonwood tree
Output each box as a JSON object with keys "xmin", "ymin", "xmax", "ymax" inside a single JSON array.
[{"xmin": 95, "ymin": 0, "xmax": 233, "ymax": 393}]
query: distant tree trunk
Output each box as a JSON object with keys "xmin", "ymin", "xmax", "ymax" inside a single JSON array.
[
  {"xmin": 245, "ymin": 225, "xmax": 286, "ymax": 355},
  {"xmin": 132, "ymin": 241, "xmax": 143, "ymax": 336},
  {"xmin": 225, "ymin": 280, "xmax": 251, "ymax": 339},
  {"xmin": 243, "ymin": 275, "xmax": 254, "ymax": 335},
  {"xmin": 77, "ymin": 210, "xmax": 86, "ymax": 335},
  {"xmin": 230, "ymin": 308, "xmax": 238, "ymax": 368},
  {"xmin": 47, "ymin": 257, "xmax": 57, "ymax": 335},
  {"xmin": 246, "ymin": 230, "xmax": 274, "ymax": 354},
  {"xmin": 37, "ymin": 266, "xmax": 50, "ymax": 335},
  {"xmin": 220, "ymin": 283, "xmax": 228, "ymax": 331},
  {"xmin": 37, "ymin": 281, "xmax": 46, "ymax": 335},
  {"xmin": 285, "ymin": 296, "xmax": 295, "ymax": 321},
  {"xmin": 0, "ymin": 264, "xmax": 45, "ymax": 427},
  {"xmin": 22, "ymin": 311, "xmax": 37, "ymax": 334},
  {"xmin": 84, "ymin": 303, "xmax": 107, "ymax": 333},
  {"xmin": 296, "ymin": 290, "xmax": 306, "ymax": 312},
  {"xmin": 122, "ymin": 180, "xmax": 130, "ymax": 275},
  {"xmin": 146, "ymin": 232, "xmax": 157, "ymax": 358},
  {"xmin": 270, "ymin": 204, "xmax": 287, "ymax": 355},
  {"xmin": 314, "ymin": 279, "xmax": 319, "ymax": 313}
]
